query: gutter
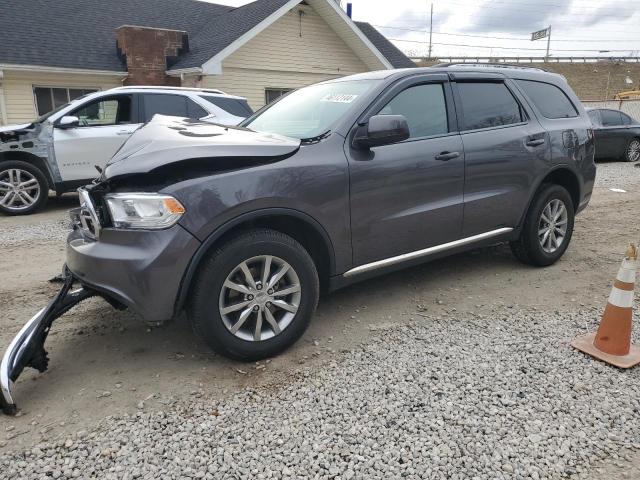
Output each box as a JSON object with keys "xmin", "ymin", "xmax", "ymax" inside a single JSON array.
[
  {"xmin": 166, "ymin": 67, "xmax": 203, "ymax": 76},
  {"xmin": 0, "ymin": 63, "xmax": 128, "ymax": 77}
]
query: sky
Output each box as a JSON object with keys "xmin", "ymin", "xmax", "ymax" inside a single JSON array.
[{"xmin": 201, "ymin": 0, "xmax": 640, "ymax": 59}]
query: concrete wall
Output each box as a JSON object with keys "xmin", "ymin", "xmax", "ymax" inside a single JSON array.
[{"xmin": 415, "ymin": 60, "xmax": 640, "ymax": 101}]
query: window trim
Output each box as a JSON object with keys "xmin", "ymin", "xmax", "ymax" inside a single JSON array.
[
  {"xmin": 451, "ymin": 79, "xmax": 530, "ymax": 134},
  {"xmin": 66, "ymin": 94, "xmax": 134, "ymax": 128},
  {"xmin": 32, "ymin": 85, "xmax": 100, "ymax": 117},
  {"xmin": 514, "ymin": 79, "xmax": 579, "ymax": 120}
]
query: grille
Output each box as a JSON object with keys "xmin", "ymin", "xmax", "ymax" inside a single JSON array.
[{"xmin": 76, "ymin": 188, "xmax": 101, "ymax": 240}]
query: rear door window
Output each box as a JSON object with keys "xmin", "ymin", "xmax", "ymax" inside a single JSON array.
[
  {"xmin": 187, "ymin": 99, "xmax": 208, "ymax": 119},
  {"xmin": 377, "ymin": 83, "xmax": 448, "ymax": 139},
  {"xmin": 143, "ymin": 94, "xmax": 188, "ymax": 121},
  {"xmin": 515, "ymin": 80, "xmax": 578, "ymax": 119},
  {"xmin": 456, "ymin": 82, "xmax": 523, "ymax": 131},
  {"xmin": 199, "ymin": 95, "xmax": 253, "ymax": 117},
  {"xmin": 600, "ymin": 109, "xmax": 623, "ymax": 127}
]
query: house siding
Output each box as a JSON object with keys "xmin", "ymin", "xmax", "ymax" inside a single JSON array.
[
  {"xmin": 202, "ymin": 4, "xmax": 370, "ymax": 109},
  {"xmin": 2, "ymin": 70, "xmax": 122, "ymax": 124}
]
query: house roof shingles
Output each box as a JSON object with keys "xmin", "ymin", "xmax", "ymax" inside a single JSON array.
[{"xmin": 0, "ymin": 0, "xmax": 413, "ymax": 72}]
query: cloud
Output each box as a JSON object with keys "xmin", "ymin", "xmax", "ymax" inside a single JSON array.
[{"xmin": 465, "ymin": 2, "xmax": 572, "ymax": 34}]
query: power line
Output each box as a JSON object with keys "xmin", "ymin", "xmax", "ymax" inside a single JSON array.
[
  {"xmin": 388, "ymin": 38, "xmax": 639, "ymax": 53},
  {"xmin": 426, "ymin": 0, "xmax": 638, "ymax": 17},
  {"xmin": 372, "ymin": 24, "xmax": 636, "ymax": 43}
]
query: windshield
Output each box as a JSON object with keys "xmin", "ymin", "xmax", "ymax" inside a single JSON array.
[{"xmin": 243, "ymin": 80, "xmax": 378, "ymax": 139}]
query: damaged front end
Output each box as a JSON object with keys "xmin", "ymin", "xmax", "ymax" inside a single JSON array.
[{"xmin": 0, "ymin": 272, "xmax": 95, "ymax": 414}]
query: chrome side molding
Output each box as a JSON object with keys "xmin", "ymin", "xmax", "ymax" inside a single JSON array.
[{"xmin": 343, "ymin": 227, "xmax": 514, "ymax": 278}]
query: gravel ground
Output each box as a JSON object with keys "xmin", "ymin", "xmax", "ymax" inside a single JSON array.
[
  {"xmin": 0, "ymin": 161, "xmax": 639, "ymax": 478},
  {"xmin": 0, "ymin": 217, "xmax": 69, "ymax": 248},
  {"xmin": 1, "ymin": 307, "xmax": 639, "ymax": 479}
]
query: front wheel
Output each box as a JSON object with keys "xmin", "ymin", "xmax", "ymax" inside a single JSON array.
[
  {"xmin": 624, "ymin": 138, "xmax": 640, "ymax": 162},
  {"xmin": 510, "ymin": 184, "xmax": 575, "ymax": 267},
  {"xmin": 0, "ymin": 161, "xmax": 49, "ymax": 215},
  {"xmin": 188, "ymin": 229, "xmax": 319, "ymax": 361}
]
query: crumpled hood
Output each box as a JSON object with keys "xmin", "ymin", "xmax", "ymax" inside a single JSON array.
[
  {"xmin": 0, "ymin": 123, "xmax": 35, "ymax": 137},
  {"xmin": 102, "ymin": 115, "xmax": 300, "ymax": 180}
]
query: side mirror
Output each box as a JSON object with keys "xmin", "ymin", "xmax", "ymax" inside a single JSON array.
[
  {"xmin": 57, "ymin": 115, "xmax": 80, "ymax": 129},
  {"xmin": 353, "ymin": 114, "xmax": 410, "ymax": 149}
]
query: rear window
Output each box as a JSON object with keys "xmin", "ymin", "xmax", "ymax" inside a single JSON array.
[
  {"xmin": 457, "ymin": 82, "xmax": 523, "ymax": 131},
  {"xmin": 199, "ymin": 95, "xmax": 253, "ymax": 118},
  {"xmin": 515, "ymin": 80, "xmax": 578, "ymax": 119}
]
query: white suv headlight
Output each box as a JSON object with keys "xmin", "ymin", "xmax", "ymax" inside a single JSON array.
[{"xmin": 105, "ymin": 193, "xmax": 185, "ymax": 230}]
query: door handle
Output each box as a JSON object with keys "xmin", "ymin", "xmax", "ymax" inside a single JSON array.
[
  {"xmin": 434, "ymin": 151, "xmax": 460, "ymax": 161},
  {"xmin": 116, "ymin": 130, "xmax": 133, "ymax": 136},
  {"xmin": 526, "ymin": 138, "xmax": 545, "ymax": 147}
]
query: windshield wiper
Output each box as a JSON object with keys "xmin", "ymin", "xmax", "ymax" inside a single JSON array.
[{"xmin": 300, "ymin": 130, "xmax": 331, "ymax": 145}]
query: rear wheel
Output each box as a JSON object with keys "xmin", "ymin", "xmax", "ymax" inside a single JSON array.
[
  {"xmin": 510, "ymin": 184, "xmax": 575, "ymax": 266},
  {"xmin": 188, "ymin": 229, "xmax": 319, "ymax": 361},
  {"xmin": 0, "ymin": 161, "xmax": 49, "ymax": 215},
  {"xmin": 624, "ymin": 138, "xmax": 640, "ymax": 162}
]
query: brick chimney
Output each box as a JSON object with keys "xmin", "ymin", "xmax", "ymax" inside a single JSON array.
[{"xmin": 116, "ymin": 25, "xmax": 189, "ymax": 86}]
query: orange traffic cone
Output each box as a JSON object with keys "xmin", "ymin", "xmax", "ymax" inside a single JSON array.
[{"xmin": 572, "ymin": 244, "xmax": 640, "ymax": 368}]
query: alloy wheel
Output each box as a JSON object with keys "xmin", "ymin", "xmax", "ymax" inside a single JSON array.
[
  {"xmin": 538, "ymin": 199, "xmax": 568, "ymax": 254},
  {"xmin": 0, "ymin": 168, "xmax": 41, "ymax": 211},
  {"xmin": 219, "ymin": 255, "xmax": 302, "ymax": 342},
  {"xmin": 628, "ymin": 139, "xmax": 640, "ymax": 162}
]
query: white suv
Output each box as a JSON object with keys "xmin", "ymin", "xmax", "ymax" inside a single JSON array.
[{"xmin": 0, "ymin": 86, "xmax": 253, "ymax": 215}]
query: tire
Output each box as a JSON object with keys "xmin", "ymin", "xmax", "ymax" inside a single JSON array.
[
  {"xmin": 188, "ymin": 228, "xmax": 319, "ymax": 361},
  {"xmin": 510, "ymin": 184, "xmax": 575, "ymax": 267},
  {"xmin": 624, "ymin": 138, "xmax": 640, "ymax": 162},
  {"xmin": 0, "ymin": 161, "xmax": 49, "ymax": 215}
]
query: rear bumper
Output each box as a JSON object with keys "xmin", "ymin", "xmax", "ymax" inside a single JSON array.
[{"xmin": 66, "ymin": 225, "xmax": 201, "ymax": 323}]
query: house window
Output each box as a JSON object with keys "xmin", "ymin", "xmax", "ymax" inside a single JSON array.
[
  {"xmin": 265, "ymin": 88, "xmax": 293, "ymax": 105},
  {"xmin": 33, "ymin": 87, "xmax": 99, "ymax": 116}
]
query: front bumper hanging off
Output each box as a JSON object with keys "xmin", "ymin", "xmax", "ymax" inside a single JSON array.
[{"xmin": 0, "ymin": 272, "xmax": 96, "ymax": 415}]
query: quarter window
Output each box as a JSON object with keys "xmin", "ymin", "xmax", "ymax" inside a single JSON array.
[
  {"xmin": 378, "ymin": 83, "xmax": 448, "ymax": 139},
  {"xmin": 457, "ymin": 82, "xmax": 523, "ymax": 131},
  {"xmin": 33, "ymin": 86, "xmax": 98, "ymax": 116},
  {"xmin": 71, "ymin": 95, "xmax": 132, "ymax": 127},
  {"xmin": 515, "ymin": 80, "xmax": 578, "ymax": 119}
]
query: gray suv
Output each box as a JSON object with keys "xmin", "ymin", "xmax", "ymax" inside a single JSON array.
[{"xmin": 1, "ymin": 65, "xmax": 596, "ymax": 413}]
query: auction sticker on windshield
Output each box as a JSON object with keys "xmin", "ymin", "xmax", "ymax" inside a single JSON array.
[{"xmin": 320, "ymin": 94, "xmax": 359, "ymax": 103}]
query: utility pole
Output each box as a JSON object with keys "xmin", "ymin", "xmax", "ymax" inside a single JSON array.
[
  {"xmin": 545, "ymin": 25, "xmax": 552, "ymax": 61},
  {"xmin": 428, "ymin": 3, "xmax": 433, "ymax": 60}
]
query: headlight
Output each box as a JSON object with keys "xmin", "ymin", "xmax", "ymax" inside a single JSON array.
[{"xmin": 105, "ymin": 193, "xmax": 185, "ymax": 230}]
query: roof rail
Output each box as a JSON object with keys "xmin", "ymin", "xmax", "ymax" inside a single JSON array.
[
  {"xmin": 432, "ymin": 63, "xmax": 547, "ymax": 72},
  {"xmin": 112, "ymin": 86, "xmax": 226, "ymax": 94}
]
